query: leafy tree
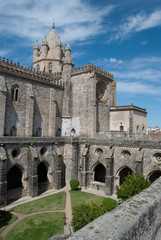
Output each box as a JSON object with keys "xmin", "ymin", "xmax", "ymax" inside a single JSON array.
[
  {"xmin": 116, "ymin": 173, "xmax": 151, "ymax": 201},
  {"xmin": 71, "ymin": 202, "xmax": 107, "ymax": 232},
  {"xmin": 70, "ymin": 179, "xmax": 79, "ymax": 190}
]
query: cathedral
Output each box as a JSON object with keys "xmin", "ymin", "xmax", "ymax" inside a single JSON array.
[{"xmin": 0, "ymin": 25, "xmax": 160, "ymax": 206}]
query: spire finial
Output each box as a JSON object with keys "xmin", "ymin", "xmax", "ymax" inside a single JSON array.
[{"xmin": 52, "ymin": 18, "xmax": 55, "ymax": 29}]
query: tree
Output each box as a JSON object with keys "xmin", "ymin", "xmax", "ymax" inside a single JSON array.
[
  {"xmin": 70, "ymin": 179, "xmax": 79, "ymax": 190},
  {"xmin": 116, "ymin": 173, "xmax": 151, "ymax": 201}
]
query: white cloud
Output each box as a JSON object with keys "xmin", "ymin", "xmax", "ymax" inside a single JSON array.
[
  {"xmin": 92, "ymin": 55, "xmax": 161, "ymax": 95},
  {"xmin": 0, "ymin": 49, "xmax": 10, "ymax": 56},
  {"xmin": 109, "ymin": 8, "xmax": 161, "ymax": 41},
  {"xmin": 117, "ymin": 81, "xmax": 161, "ymax": 95},
  {"xmin": 71, "ymin": 51, "xmax": 85, "ymax": 58},
  {"xmin": 0, "ymin": 0, "xmax": 114, "ymax": 44}
]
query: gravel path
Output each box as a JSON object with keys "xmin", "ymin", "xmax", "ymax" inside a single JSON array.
[{"xmin": 0, "ymin": 187, "xmax": 73, "ymax": 238}]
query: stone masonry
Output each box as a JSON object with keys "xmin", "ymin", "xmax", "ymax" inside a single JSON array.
[{"xmin": 0, "ymin": 25, "xmax": 160, "ymax": 206}]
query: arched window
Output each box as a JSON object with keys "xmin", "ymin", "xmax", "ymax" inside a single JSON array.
[
  {"xmin": 10, "ymin": 126, "xmax": 17, "ymax": 136},
  {"xmin": 7, "ymin": 165, "xmax": 22, "ymax": 190},
  {"xmin": 49, "ymin": 62, "xmax": 52, "ymax": 74},
  {"xmin": 148, "ymin": 170, "xmax": 161, "ymax": 183},
  {"xmin": 120, "ymin": 125, "xmax": 124, "ymax": 131},
  {"xmin": 11, "ymin": 85, "xmax": 20, "ymax": 102},
  {"xmin": 118, "ymin": 166, "xmax": 133, "ymax": 185},
  {"xmin": 56, "ymin": 128, "xmax": 61, "ymax": 137},
  {"xmin": 70, "ymin": 128, "xmax": 76, "ymax": 136},
  {"xmin": 94, "ymin": 163, "xmax": 106, "ymax": 183}
]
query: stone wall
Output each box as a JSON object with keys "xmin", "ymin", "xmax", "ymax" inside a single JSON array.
[{"xmin": 68, "ymin": 177, "xmax": 161, "ymax": 240}]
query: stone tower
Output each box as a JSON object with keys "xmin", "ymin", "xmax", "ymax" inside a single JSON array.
[{"xmin": 33, "ymin": 25, "xmax": 65, "ymax": 73}]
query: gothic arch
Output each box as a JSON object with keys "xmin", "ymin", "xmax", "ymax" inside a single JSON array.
[
  {"xmin": 148, "ymin": 170, "xmax": 161, "ymax": 183},
  {"xmin": 37, "ymin": 161, "xmax": 50, "ymax": 194},
  {"xmin": 56, "ymin": 128, "xmax": 61, "ymax": 137},
  {"xmin": 93, "ymin": 162, "xmax": 106, "ymax": 183},
  {"xmin": 7, "ymin": 164, "xmax": 24, "ymax": 190},
  {"xmin": 10, "ymin": 126, "xmax": 17, "ymax": 136},
  {"xmin": 116, "ymin": 166, "xmax": 133, "ymax": 185},
  {"xmin": 11, "ymin": 84, "xmax": 20, "ymax": 102},
  {"xmin": 70, "ymin": 128, "xmax": 76, "ymax": 136}
]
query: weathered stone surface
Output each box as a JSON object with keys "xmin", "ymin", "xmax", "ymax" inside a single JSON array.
[{"xmin": 67, "ymin": 178, "xmax": 161, "ymax": 240}]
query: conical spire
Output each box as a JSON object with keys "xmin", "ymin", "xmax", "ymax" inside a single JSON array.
[
  {"xmin": 64, "ymin": 42, "xmax": 73, "ymax": 65},
  {"xmin": 33, "ymin": 40, "xmax": 40, "ymax": 49},
  {"xmin": 42, "ymin": 36, "xmax": 48, "ymax": 46}
]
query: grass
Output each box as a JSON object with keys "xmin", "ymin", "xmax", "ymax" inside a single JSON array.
[
  {"xmin": 0, "ymin": 211, "xmax": 18, "ymax": 235},
  {"xmin": 70, "ymin": 190, "xmax": 107, "ymax": 208},
  {"xmin": 11, "ymin": 192, "xmax": 66, "ymax": 214},
  {"xmin": 5, "ymin": 212, "xmax": 65, "ymax": 240}
]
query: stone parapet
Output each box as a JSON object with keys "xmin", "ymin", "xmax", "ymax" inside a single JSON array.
[
  {"xmin": 72, "ymin": 63, "xmax": 114, "ymax": 80},
  {"xmin": 0, "ymin": 57, "xmax": 64, "ymax": 89},
  {"xmin": 67, "ymin": 177, "xmax": 161, "ymax": 240}
]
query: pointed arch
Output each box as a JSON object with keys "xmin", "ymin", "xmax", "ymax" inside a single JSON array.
[
  {"xmin": 94, "ymin": 163, "xmax": 106, "ymax": 183},
  {"xmin": 10, "ymin": 126, "xmax": 17, "ymax": 136},
  {"xmin": 116, "ymin": 166, "xmax": 133, "ymax": 185},
  {"xmin": 7, "ymin": 165, "xmax": 23, "ymax": 190},
  {"xmin": 37, "ymin": 161, "xmax": 49, "ymax": 194},
  {"xmin": 148, "ymin": 170, "xmax": 161, "ymax": 183},
  {"xmin": 11, "ymin": 84, "xmax": 20, "ymax": 102}
]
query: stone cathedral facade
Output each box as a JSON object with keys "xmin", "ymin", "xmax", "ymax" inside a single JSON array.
[{"xmin": 0, "ymin": 26, "xmax": 161, "ymax": 206}]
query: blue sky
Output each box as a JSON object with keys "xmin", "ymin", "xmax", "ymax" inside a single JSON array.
[{"xmin": 0, "ymin": 0, "xmax": 161, "ymax": 127}]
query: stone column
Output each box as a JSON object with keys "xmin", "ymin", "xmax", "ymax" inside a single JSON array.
[
  {"xmin": 105, "ymin": 157, "xmax": 114, "ymax": 195},
  {"xmin": 0, "ymin": 147, "xmax": 7, "ymax": 206},
  {"xmin": 28, "ymin": 146, "xmax": 38, "ymax": 197},
  {"xmin": 81, "ymin": 147, "xmax": 89, "ymax": 188},
  {"xmin": 53, "ymin": 148, "xmax": 64, "ymax": 190},
  {"xmin": 0, "ymin": 76, "xmax": 7, "ymax": 136},
  {"xmin": 135, "ymin": 149, "xmax": 144, "ymax": 174}
]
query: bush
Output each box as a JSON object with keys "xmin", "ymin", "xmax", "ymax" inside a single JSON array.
[
  {"xmin": 71, "ymin": 202, "xmax": 107, "ymax": 232},
  {"xmin": 70, "ymin": 179, "xmax": 79, "ymax": 190},
  {"xmin": 102, "ymin": 198, "xmax": 117, "ymax": 211},
  {"xmin": 116, "ymin": 173, "xmax": 151, "ymax": 201}
]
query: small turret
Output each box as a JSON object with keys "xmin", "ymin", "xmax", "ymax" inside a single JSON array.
[
  {"xmin": 33, "ymin": 40, "xmax": 40, "ymax": 62},
  {"xmin": 63, "ymin": 42, "xmax": 74, "ymax": 73},
  {"xmin": 41, "ymin": 36, "xmax": 48, "ymax": 58}
]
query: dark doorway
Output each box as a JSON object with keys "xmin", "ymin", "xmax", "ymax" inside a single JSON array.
[
  {"xmin": 7, "ymin": 165, "xmax": 23, "ymax": 203},
  {"xmin": 149, "ymin": 171, "xmax": 161, "ymax": 183},
  {"xmin": 119, "ymin": 167, "xmax": 133, "ymax": 185},
  {"xmin": 7, "ymin": 165, "xmax": 22, "ymax": 190},
  {"xmin": 37, "ymin": 162, "xmax": 47, "ymax": 183},
  {"xmin": 37, "ymin": 162, "xmax": 48, "ymax": 194},
  {"xmin": 94, "ymin": 163, "xmax": 106, "ymax": 183}
]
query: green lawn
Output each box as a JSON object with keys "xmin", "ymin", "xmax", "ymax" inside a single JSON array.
[
  {"xmin": 70, "ymin": 190, "xmax": 107, "ymax": 208},
  {"xmin": 5, "ymin": 212, "xmax": 64, "ymax": 240},
  {"xmin": 0, "ymin": 211, "xmax": 18, "ymax": 235},
  {"xmin": 11, "ymin": 192, "xmax": 66, "ymax": 214}
]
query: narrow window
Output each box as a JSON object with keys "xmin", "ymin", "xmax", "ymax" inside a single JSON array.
[{"xmin": 49, "ymin": 62, "xmax": 52, "ymax": 74}]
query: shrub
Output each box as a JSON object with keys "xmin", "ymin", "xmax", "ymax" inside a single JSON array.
[
  {"xmin": 116, "ymin": 173, "xmax": 151, "ymax": 201},
  {"xmin": 71, "ymin": 202, "xmax": 107, "ymax": 232},
  {"xmin": 102, "ymin": 198, "xmax": 117, "ymax": 211},
  {"xmin": 70, "ymin": 179, "xmax": 79, "ymax": 190}
]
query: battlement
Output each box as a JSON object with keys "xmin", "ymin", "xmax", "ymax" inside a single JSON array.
[
  {"xmin": 0, "ymin": 57, "xmax": 64, "ymax": 88},
  {"xmin": 73, "ymin": 63, "xmax": 114, "ymax": 80}
]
